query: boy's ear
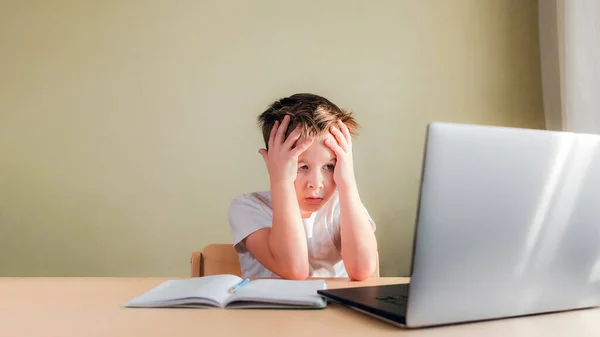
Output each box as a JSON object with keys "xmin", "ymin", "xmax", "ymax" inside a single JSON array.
[{"xmin": 258, "ymin": 148, "xmax": 268, "ymax": 164}]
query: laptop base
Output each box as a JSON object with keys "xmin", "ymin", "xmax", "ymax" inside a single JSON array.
[{"xmin": 317, "ymin": 284, "xmax": 409, "ymax": 327}]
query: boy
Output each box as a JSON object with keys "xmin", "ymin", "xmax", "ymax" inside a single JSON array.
[{"xmin": 228, "ymin": 93, "xmax": 378, "ymax": 280}]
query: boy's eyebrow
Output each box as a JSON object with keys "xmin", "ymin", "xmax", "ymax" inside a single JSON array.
[{"xmin": 297, "ymin": 158, "xmax": 336, "ymax": 164}]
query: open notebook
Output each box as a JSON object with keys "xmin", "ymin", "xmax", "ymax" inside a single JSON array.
[{"xmin": 123, "ymin": 274, "xmax": 328, "ymax": 309}]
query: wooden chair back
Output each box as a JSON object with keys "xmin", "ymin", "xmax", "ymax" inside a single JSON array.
[{"xmin": 190, "ymin": 243, "xmax": 242, "ymax": 277}]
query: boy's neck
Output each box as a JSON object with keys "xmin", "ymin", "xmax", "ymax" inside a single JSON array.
[{"xmin": 301, "ymin": 211, "xmax": 313, "ymax": 219}]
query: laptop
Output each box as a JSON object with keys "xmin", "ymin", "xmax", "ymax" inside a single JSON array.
[{"xmin": 318, "ymin": 122, "xmax": 600, "ymax": 328}]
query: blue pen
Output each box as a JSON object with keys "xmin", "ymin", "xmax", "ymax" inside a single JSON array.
[{"xmin": 228, "ymin": 278, "xmax": 250, "ymax": 294}]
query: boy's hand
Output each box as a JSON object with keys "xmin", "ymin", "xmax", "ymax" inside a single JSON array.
[
  {"xmin": 325, "ymin": 120, "xmax": 356, "ymax": 190},
  {"xmin": 258, "ymin": 115, "xmax": 314, "ymax": 185}
]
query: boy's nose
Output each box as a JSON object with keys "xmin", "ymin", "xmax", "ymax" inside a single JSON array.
[{"xmin": 308, "ymin": 172, "xmax": 324, "ymax": 189}]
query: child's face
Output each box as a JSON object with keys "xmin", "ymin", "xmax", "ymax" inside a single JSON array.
[{"xmin": 295, "ymin": 133, "xmax": 337, "ymax": 218}]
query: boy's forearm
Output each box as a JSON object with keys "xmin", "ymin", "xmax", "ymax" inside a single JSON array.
[
  {"xmin": 338, "ymin": 184, "xmax": 378, "ymax": 281},
  {"xmin": 268, "ymin": 181, "xmax": 310, "ymax": 279}
]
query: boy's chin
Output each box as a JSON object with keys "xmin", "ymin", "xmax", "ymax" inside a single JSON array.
[{"xmin": 300, "ymin": 203, "xmax": 323, "ymax": 213}]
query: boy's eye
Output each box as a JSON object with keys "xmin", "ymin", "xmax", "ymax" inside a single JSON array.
[
  {"xmin": 298, "ymin": 165, "xmax": 308, "ymax": 171},
  {"xmin": 325, "ymin": 164, "xmax": 335, "ymax": 171}
]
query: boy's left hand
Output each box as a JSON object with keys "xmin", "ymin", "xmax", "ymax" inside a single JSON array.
[{"xmin": 325, "ymin": 120, "xmax": 357, "ymax": 190}]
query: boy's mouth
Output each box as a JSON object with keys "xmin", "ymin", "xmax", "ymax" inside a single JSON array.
[{"xmin": 305, "ymin": 197, "xmax": 323, "ymax": 205}]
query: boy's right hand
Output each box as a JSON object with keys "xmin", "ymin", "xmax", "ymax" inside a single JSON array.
[{"xmin": 258, "ymin": 115, "xmax": 314, "ymax": 185}]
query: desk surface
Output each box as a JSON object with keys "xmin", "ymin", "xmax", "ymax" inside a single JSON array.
[{"xmin": 1, "ymin": 277, "xmax": 600, "ymax": 337}]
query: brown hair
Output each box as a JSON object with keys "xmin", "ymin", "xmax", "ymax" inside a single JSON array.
[{"xmin": 257, "ymin": 93, "xmax": 359, "ymax": 149}]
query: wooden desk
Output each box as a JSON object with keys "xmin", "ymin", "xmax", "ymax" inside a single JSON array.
[{"xmin": 1, "ymin": 277, "xmax": 600, "ymax": 336}]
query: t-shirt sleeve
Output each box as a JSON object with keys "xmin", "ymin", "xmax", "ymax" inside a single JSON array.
[{"xmin": 228, "ymin": 195, "xmax": 273, "ymax": 253}]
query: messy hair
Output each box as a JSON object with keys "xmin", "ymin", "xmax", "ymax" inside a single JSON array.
[{"xmin": 257, "ymin": 93, "xmax": 359, "ymax": 149}]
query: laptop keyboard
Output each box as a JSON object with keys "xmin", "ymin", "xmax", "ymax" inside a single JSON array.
[{"xmin": 376, "ymin": 294, "xmax": 408, "ymax": 307}]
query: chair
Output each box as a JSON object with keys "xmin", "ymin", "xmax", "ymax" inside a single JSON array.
[
  {"xmin": 191, "ymin": 243, "xmax": 380, "ymax": 278},
  {"xmin": 190, "ymin": 243, "xmax": 242, "ymax": 277}
]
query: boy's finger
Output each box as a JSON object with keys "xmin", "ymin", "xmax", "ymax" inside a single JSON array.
[
  {"xmin": 338, "ymin": 120, "xmax": 352, "ymax": 145},
  {"xmin": 275, "ymin": 115, "xmax": 290, "ymax": 145},
  {"xmin": 284, "ymin": 125, "xmax": 302, "ymax": 148},
  {"xmin": 268, "ymin": 120, "xmax": 279, "ymax": 150},
  {"xmin": 330, "ymin": 125, "xmax": 348, "ymax": 152},
  {"xmin": 324, "ymin": 138, "xmax": 343, "ymax": 156},
  {"xmin": 292, "ymin": 137, "xmax": 314, "ymax": 156}
]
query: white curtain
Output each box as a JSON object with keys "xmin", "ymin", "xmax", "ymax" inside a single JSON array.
[{"xmin": 538, "ymin": 0, "xmax": 600, "ymax": 134}]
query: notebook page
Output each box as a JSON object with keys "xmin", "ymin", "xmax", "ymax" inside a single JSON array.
[
  {"xmin": 224, "ymin": 279, "xmax": 327, "ymax": 308},
  {"xmin": 124, "ymin": 275, "xmax": 242, "ymax": 307}
]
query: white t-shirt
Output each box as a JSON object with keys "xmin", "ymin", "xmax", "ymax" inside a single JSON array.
[{"xmin": 227, "ymin": 190, "xmax": 376, "ymax": 278}]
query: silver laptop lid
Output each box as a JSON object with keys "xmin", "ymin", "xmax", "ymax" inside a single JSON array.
[{"xmin": 406, "ymin": 122, "xmax": 600, "ymax": 327}]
